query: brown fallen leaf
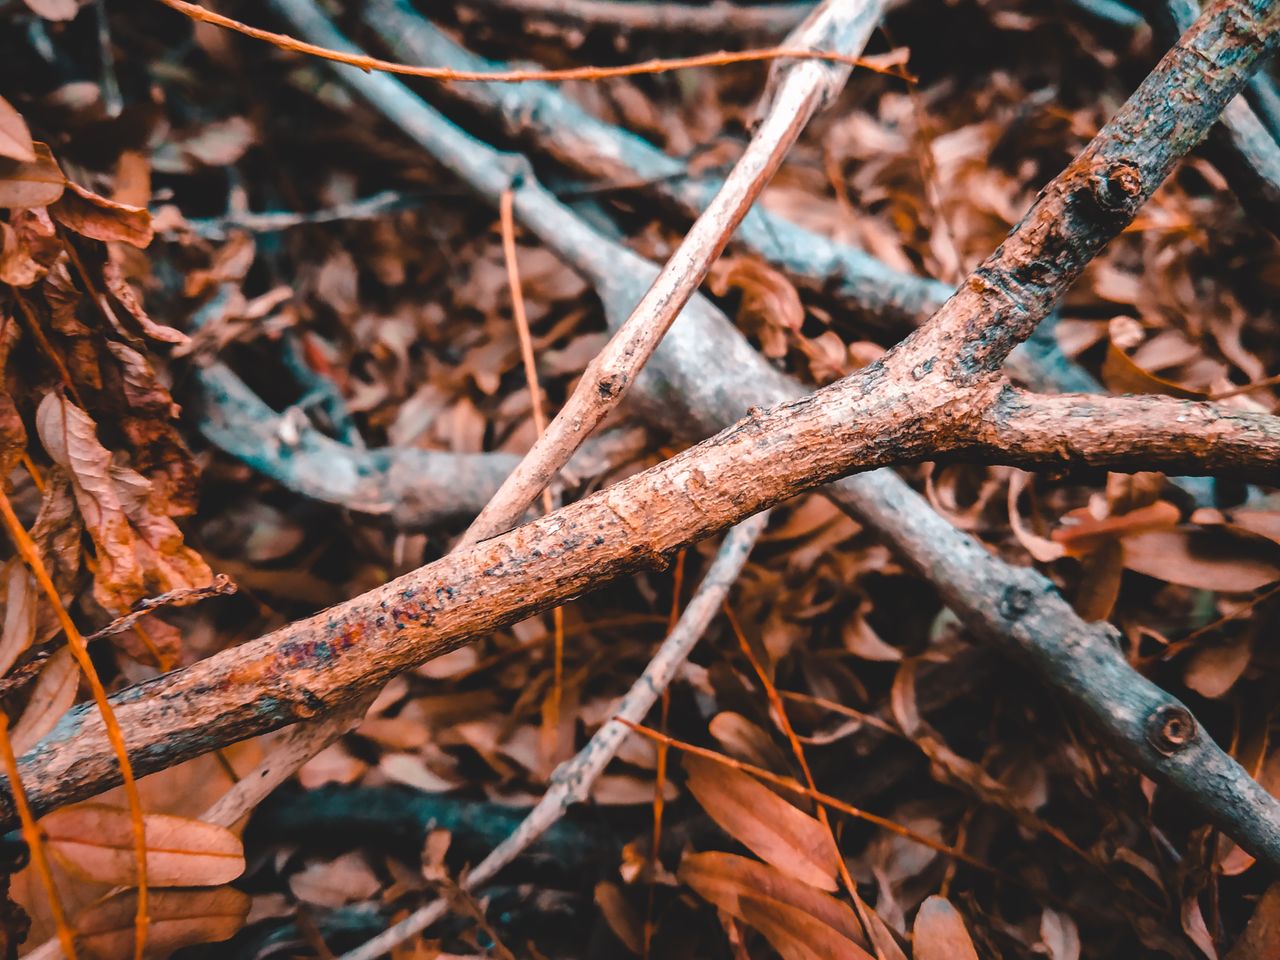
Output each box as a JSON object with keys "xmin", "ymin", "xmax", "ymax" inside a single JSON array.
[
  {"xmin": 913, "ymin": 895, "xmax": 980, "ymax": 960},
  {"xmin": 0, "ymin": 142, "xmax": 65, "ymax": 209},
  {"xmin": 0, "ymin": 96, "xmax": 35, "ymax": 164},
  {"xmin": 51, "ymin": 180, "xmax": 154, "ymax": 248},
  {"xmin": 35, "ymin": 393, "xmax": 212, "ymax": 612},
  {"xmin": 42, "ymin": 803, "xmax": 244, "ymax": 886},
  {"xmin": 1228, "ymin": 883, "xmax": 1280, "ymax": 960},
  {"xmin": 679, "ymin": 851, "xmax": 866, "ymax": 947},
  {"xmin": 1122, "ymin": 528, "xmax": 1280, "ymax": 593},
  {"xmin": 1102, "ymin": 340, "xmax": 1208, "ymax": 399},
  {"xmin": 682, "ymin": 752, "xmax": 839, "ymax": 890},
  {"xmin": 740, "ymin": 894, "xmax": 874, "ymax": 960},
  {"xmin": 10, "ymin": 648, "xmax": 78, "ymax": 756},
  {"xmin": 594, "ymin": 881, "xmax": 643, "ymax": 955},
  {"xmin": 74, "ymin": 885, "xmax": 250, "ymax": 959},
  {"xmin": 1184, "ymin": 633, "xmax": 1253, "ymax": 699}
]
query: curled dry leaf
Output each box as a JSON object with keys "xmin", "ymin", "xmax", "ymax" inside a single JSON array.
[
  {"xmin": 1040, "ymin": 907, "xmax": 1083, "ymax": 960},
  {"xmin": 73, "ymin": 885, "xmax": 250, "ymax": 960},
  {"xmin": 913, "ymin": 895, "xmax": 980, "ymax": 960},
  {"xmin": 0, "ymin": 141, "xmax": 65, "ymax": 209},
  {"xmin": 35, "ymin": 393, "xmax": 212, "ymax": 612},
  {"xmin": 50, "ymin": 180, "xmax": 153, "ymax": 248},
  {"xmin": 42, "ymin": 803, "xmax": 244, "ymax": 886},
  {"xmin": 682, "ymin": 753, "xmax": 839, "ymax": 891},
  {"xmin": 679, "ymin": 851, "xmax": 867, "ymax": 948},
  {"xmin": 0, "ymin": 96, "xmax": 35, "ymax": 164},
  {"xmin": 1184, "ymin": 633, "xmax": 1253, "ymax": 699},
  {"xmin": 102, "ymin": 261, "xmax": 189, "ymax": 345},
  {"xmin": 709, "ymin": 256, "xmax": 805, "ymax": 359},
  {"xmin": 10, "ymin": 648, "xmax": 78, "ymax": 756}
]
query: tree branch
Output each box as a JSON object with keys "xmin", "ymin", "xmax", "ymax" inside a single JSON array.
[{"xmin": 969, "ymin": 388, "xmax": 1280, "ymax": 481}]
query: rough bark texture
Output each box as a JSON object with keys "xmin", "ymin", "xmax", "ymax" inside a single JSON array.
[{"xmin": 971, "ymin": 388, "xmax": 1280, "ymax": 481}]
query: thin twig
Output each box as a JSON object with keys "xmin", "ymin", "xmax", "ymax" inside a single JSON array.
[
  {"xmin": 154, "ymin": 0, "xmax": 903, "ymax": 83},
  {"xmin": 337, "ymin": 513, "xmax": 769, "ymax": 960}
]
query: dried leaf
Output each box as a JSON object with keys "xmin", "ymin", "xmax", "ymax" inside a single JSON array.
[
  {"xmin": 1122, "ymin": 529, "xmax": 1280, "ymax": 593},
  {"xmin": 1227, "ymin": 883, "xmax": 1280, "ymax": 960},
  {"xmin": 35, "ymin": 393, "xmax": 212, "ymax": 612},
  {"xmin": 1184, "ymin": 633, "xmax": 1253, "ymax": 698},
  {"xmin": 10, "ymin": 648, "xmax": 78, "ymax": 756},
  {"xmin": 913, "ymin": 896, "xmax": 980, "ymax": 960},
  {"xmin": 22, "ymin": 0, "xmax": 80, "ymax": 20},
  {"xmin": 1103, "ymin": 341, "xmax": 1207, "ymax": 399},
  {"xmin": 102, "ymin": 261, "xmax": 189, "ymax": 345},
  {"xmin": 0, "ymin": 96, "xmax": 35, "ymax": 163},
  {"xmin": 0, "ymin": 560, "xmax": 36, "ymax": 676},
  {"xmin": 682, "ymin": 753, "xmax": 839, "ymax": 890},
  {"xmin": 594, "ymin": 881, "xmax": 643, "ymax": 955},
  {"xmin": 51, "ymin": 180, "xmax": 153, "ymax": 248},
  {"xmin": 74, "ymin": 885, "xmax": 250, "ymax": 959},
  {"xmin": 710, "ymin": 256, "xmax": 805, "ymax": 358},
  {"xmin": 289, "ymin": 851, "xmax": 380, "ymax": 908},
  {"xmin": 1040, "ymin": 908, "xmax": 1082, "ymax": 960},
  {"xmin": 679, "ymin": 851, "xmax": 865, "ymax": 946},
  {"xmin": 0, "ymin": 142, "xmax": 65, "ymax": 209},
  {"xmin": 43, "ymin": 803, "xmax": 243, "ymax": 886},
  {"xmin": 741, "ymin": 894, "xmax": 874, "ymax": 960}
]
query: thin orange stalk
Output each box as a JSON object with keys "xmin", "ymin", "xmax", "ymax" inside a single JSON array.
[
  {"xmin": 0, "ymin": 712, "xmax": 78, "ymax": 959},
  {"xmin": 155, "ymin": 0, "xmax": 912, "ymax": 85},
  {"xmin": 722, "ymin": 603, "xmax": 867, "ymax": 930},
  {"xmin": 0, "ymin": 491, "xmax": 149, "ymax": 959},
  {"xmin": 499, "ymin": 189, "xmax": 567, "ymax": 763}
]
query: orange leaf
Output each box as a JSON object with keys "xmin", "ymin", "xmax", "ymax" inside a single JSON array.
[
  {"xmin": 1122, "ymin": 529, "xmax": 1280, "ymax": 593},
  {"xmin": 682, "ymin": 753, "xmax": 839, "ymax": 890},
  {"xmin": 51, "ymin": 181, "xmax": 154, "ymax": 248},
  {"xmin": 740, "ymin": 895, "xmax": 874, "ymax": 960},
  {"xmin": 680, "ymin": 851, "xmax": 865, "ymax": 946},
  {"xmin": 0, "ymin": 95, "xmax": 36, "ymax": 163},
  {"xmin": 0, "ymin": 142, "xmax": 65, "ymax": 209},
  {"xmin": 10, "ymin": 648, "xmax": 78, "ymax": 756},
  {"xmin": 913, "ymin": 895, "xmax": 980, "ymax": 960},
  {"xmin": 1102, "ymin": 341, "xmax": 1207, "ymax": 399},
  {"xmin": 1184, "ymin": 633, "xmax": 1253, "ymax": 699},
  {"xmin": 1228, "ymin": 883, "xmax": 1280, "ymax": 960},
  {"xmin": 74, "ymin": 886, "xmax": 250, "ymax": 960},
  {"xmin": 43, "ymin": 804, "xmax": 244, "ymax": 886}
]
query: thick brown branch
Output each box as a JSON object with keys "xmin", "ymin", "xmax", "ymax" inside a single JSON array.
[{"xmin": 969, "ymin": 388, "xmax": 1280, "ymax": 481}]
